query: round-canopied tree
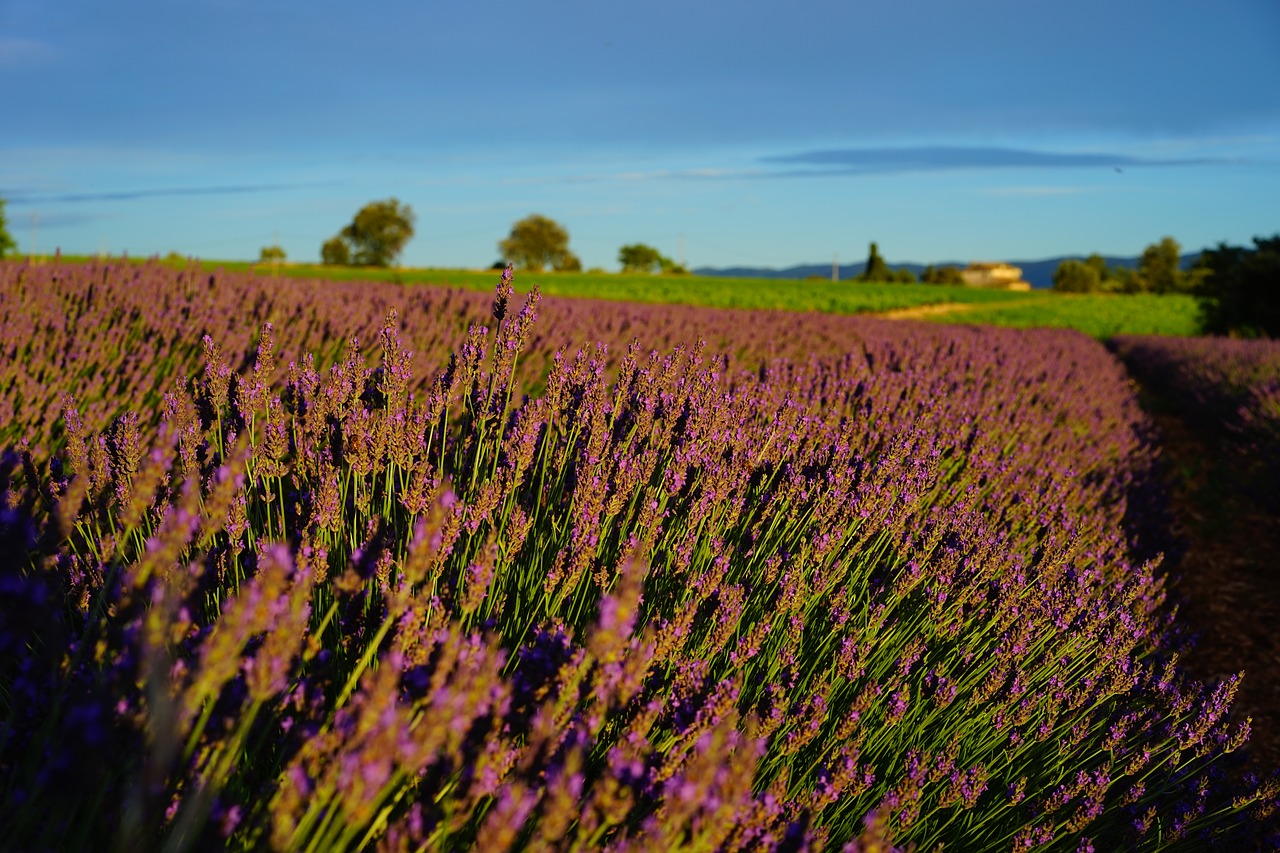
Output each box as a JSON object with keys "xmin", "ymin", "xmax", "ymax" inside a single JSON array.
[
  {"xmin": 1136, "ymin": 236, "xmax": 1187, "ymax": 294},
  {"xmin": 618, "ymin": 243, "xmax": 666, "ymax": 274},
  {"xmin": 320, "ymin": 236, "xmax": 351, "ymax": 266},
  {"xmin": 1053, "ymin": 258, "xmax": 1103, "ymax": 293},
  {"xmin": 322, "ymin": 199, "xmax": 415, "ymax": 267},
  {"xmin": 259, "ymin": 245, "xmax": 286, "ymax": 264},
  {"xmin": 500, "ymin": 214, "xmax": 577, "ymax": 272}
]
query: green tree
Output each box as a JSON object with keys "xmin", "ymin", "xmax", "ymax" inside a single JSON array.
[
  {"xmin": 618, "ymin": 243, "xmax": 666, "ymax": 274},
  {"xmin": 1196, "ymin": 235, "xmax": 1280, "ymax": 338},
  {"xmin": 1052, "ymin": 258, "xmax": 1103, "ymax": 293},
  {"xmin": 921, "ymin": 265, "xmax": 965, "ymax": 285},
  {"xmin": 1082, "ymin": 254, "xmax": 1109, "ymax": 283},
  {"xmin": 0, "ymin": 196, "xmax": 16, "ymax": 259},
  {"xmin": 500, "ymin": 214, "xmax": 575, "ymax": 272},
  {"xmin": 321, "ymin": 236, "xmax": 351, "ymax": 266},
  {"xmin": 1112, "ymin": 266, "xmax": 1143, "ymax": 294},
  {"xmin": 618, "ymin": 243, "xmax": 686, "ymax": 274},
  {"xmin": 1136, "ymin": 236, "xmax": 1186, "ymax": 294},
  {"xmin": 259, "ymin": 245, "xmax": 286, "ymax": 264},
  {"xmin": 554, "ymin": 252, "xmax": 583, "ymax": 272},
  {"xmin": 858, "ymin": 242, "xmax": 891, "ymax": 282},
  {"xmin": 323, "ymin": 198, "xmax": 415, "ymax": 267}
]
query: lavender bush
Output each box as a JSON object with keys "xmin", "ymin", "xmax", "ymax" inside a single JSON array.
[
  {"xmin": 1112, "ymin": 334, "xmax": 1280, "ymax": 499},
  {"xmin": 1, "ymin": 260, "xmax": 1277, "ymax": 851}
]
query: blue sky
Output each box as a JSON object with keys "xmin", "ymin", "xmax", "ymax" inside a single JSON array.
[{"xmin": 2, "ymin": 0, "xmax": 1278, "ymax": 270}]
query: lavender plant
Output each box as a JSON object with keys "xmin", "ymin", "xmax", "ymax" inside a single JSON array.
[
  {"xmin": 1112, "ymin": 334, "xmax": 1280, "ymax": 501},
  {"xmin": 0, "ymin": 261, "xmax": 1277, "ymax": 851}
]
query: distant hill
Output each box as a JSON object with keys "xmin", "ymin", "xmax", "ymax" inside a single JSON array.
[{"xmin": 695, "ymin": 254, "xmax": 1202, "ymax": 289}]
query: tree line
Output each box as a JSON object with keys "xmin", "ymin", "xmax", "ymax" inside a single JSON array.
[
  {"xmin": 1051, "ymin": 237, "xmax": 1200, "ymax": 295},
  {"xmin": 1050, "ymin": 235, "xmax": 1279, "ymax": 337}
]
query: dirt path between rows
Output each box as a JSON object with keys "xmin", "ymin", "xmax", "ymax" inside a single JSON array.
[
  {"xmin": 878, "ymin": 295, "xmax": 1058, "ymax": 322},
  {"xmin": 879, "ymin": 302, "xmax": 983, "ymax": 320},
  {"xmin": 1141, "ymin": 393, "xmax": 1280, "ymax": 774}
]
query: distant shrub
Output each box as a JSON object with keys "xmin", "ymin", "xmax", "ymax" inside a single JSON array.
[
  {"xmin": 1053, "ymin": 259, "xmax": 1103, "ymax": 293},
  {"xmin": 1195, "ymin": 235, "xmax": 1280, "ymax": 339},
  {"xmin": 259, "ymin": 245, "xmax": 286, "ymax": 264},
  {"xmin": 921, "ymin": 265, "xmax": 965, "ymax": 286}
]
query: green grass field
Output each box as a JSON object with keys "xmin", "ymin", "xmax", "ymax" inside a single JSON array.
[
  {"xmin": 211, "ymin": 261, "xmax": 1049, "ymax": 314},
  {"xmin": 45, "ymin": 254, "xmax": 1204, "ymax": 338},
  {"xmin": 929, "ymin": 293, "xmax": 1202, "ymax": 338}
]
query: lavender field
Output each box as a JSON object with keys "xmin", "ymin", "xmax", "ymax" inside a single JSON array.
[
  {"xmin": 1111, "ymin": 334, "xmax": 1280, "ymax": 497},
  {"xmin": 1, "ymin": 259, "xmax": 1277, "ymax": 851}
]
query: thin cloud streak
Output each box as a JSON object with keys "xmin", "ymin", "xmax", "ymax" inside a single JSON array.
[
  {"xmin": 494, "ymin": 145, "xmax": 1230, "ymax": 188},
  {"xmin": 3, "ymin": 182, "xmax": 337, "ymax": 205},
  {"xmin": 531, "ymin": 167, "xmax": 761, "ymax": 184},
  {"xmin": 759, "ymin": 146, "xmax": 1219, "ymax": 174}
]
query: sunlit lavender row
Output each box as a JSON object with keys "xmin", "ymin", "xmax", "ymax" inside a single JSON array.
[
  {"xmin": 0, "ymin": 259, "xmax": 914, "ymax": 449},
  {"xmin": 1, "ymin": 260, "xmax": 1276, "ymax": 851}
]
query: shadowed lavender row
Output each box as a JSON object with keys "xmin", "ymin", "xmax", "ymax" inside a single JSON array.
[{"xmin": 1112, "ymin": 334, "xmax": 1280, "ymax": 499}]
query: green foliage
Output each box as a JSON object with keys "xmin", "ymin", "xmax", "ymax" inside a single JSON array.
[
  {"xmin": 0, "ymin": 196, "xmax": 17, "ymax": 258},
  {"xmin": 618, "ymin": 243, "xmax": 687, "ymax": 275},
  {"xmin": 858, "ymin": 241, "xmax": 891, "ymax": 282},
  {"xmin": 324, "ymin": 198, "xmax": 416, "ymax": 267},
  {"xmin": 259, "ymin": 245, "xmax": 286, "ymax": 264},
  {"xmin": 921, "ymin": 265, "xmax": 965, "ymax": 285},
  {"xmin": 1054, "ymin": 255, "xmax": 1140, "ymax": 294},
  {"xmin": 1083, "ymin": 253, "xmax": 1113, "ymax": 285},
  {"xmin": 320, "ymin": 236, "xmax": 351, "ymax": 266},
  {"xmin": 499, "ymin": 214, "xmax": 575, "ymax": 272},
  {"xmin": 554, "ymin": 252, "xmax": 582, "ymax": 272},
  {"xmin": 1196, "ymin": 235, "xmax": 1280, "ymax": 338},
  {"xmin": 618, "ymin": 243, "xmax": 666, "ymax": 274},
  {"xmin": 1108, "ymin": 237, "xmax": 1195, "ymax": 294},
  {"xmin": 1137, "ymin": 236, "xmax": 1188, "ymax": 294},
  {"xmin": 1053, "ymin": 259, "xmax": 1103, "ymax": 293}
]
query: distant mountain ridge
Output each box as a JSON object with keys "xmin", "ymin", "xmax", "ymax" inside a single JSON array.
[{"xmin": 694, "ymin": 254, "xmax": 1202, "ymax": 290}]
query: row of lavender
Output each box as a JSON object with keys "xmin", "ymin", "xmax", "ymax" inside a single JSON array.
[
  {"xmin": 1111, "ymin": 334, "xmax": 1280, "ymax": 480},
  {"xmin": 1, "ymin": 260, "xmax": 1276, "ymax": 850},
  {"xmin": 0, "ymin": 259, "xmax": 886, "ymax": 450}
]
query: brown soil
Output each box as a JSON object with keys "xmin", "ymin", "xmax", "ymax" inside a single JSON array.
[{"xmin": 1142, "ymin": 394, "xmax": 1280, "ymax": 774}]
